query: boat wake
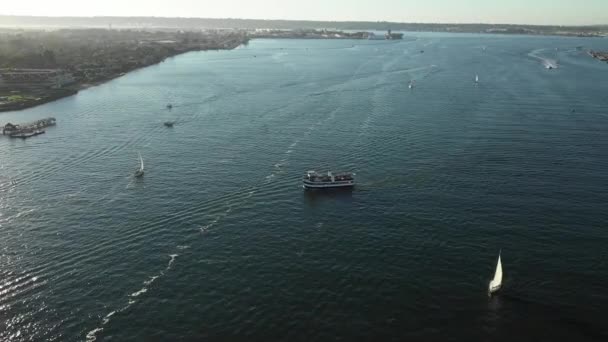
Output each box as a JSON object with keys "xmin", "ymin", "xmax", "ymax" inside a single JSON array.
[
  {"xmin": 200, "ymin": 216, "xmax": 221, "ymax": 233},
  {"xmin": 199, "ymin": 190, "xmax": 254, "ymax": 234},
  {"xmin": 87, "ymin": 86, "xmax": 356, "ymax": 341},
  {"xmin": 528, "ymin": 48, "xmax": 559, "ymax": 69},
  {"xmin": 0, "ymin": 207, "xmax": 36, "ymax": 225},
  {"xmin": 264, "ymin": 106, "xmax": 340, "ymax": 184},
  {"xmin": 85, "ymin": 253, "xmax": 179, "ymax": 342},
  {"xmin": 543, "ymin": 60, "xmax": 559, "ymax": 69}
]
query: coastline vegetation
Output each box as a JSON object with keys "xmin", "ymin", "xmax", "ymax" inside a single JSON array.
[{"xmin": 0, "ymin": 29, "xmax": 248, "ymax": 111}]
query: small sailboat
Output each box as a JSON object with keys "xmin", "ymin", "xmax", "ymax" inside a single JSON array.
[
  {"xmin": 408, "ymin": 80, "xmax": 415, "ymax": 89},
  {"xmin": 475, "ymin": 74, "xmax": 479, "ymax": 84},
  {"xmin": 488, "ymin": 250, "xmax": 503, "ymax": 296},
  {"xmin": 134, "ymin": 152, "xmax": 145, "ymax": 178}
]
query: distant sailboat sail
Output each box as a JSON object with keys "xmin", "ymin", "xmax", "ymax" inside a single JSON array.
[
  {"xmin": 135, "ymin": 152, "xmax": 144, "ymax": 177},
  {"xmin": 488, "ymin": 251, "xmax": 503, "ymax": 295},
  {"xmin": 475, "ymin": 74, "xmax": 479, "ymax": 83}
]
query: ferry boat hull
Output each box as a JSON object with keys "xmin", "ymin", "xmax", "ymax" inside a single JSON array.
[
  {"xmin": 9, "ymin": 130, "xmax": 45, "ymax": 139},
  {"xmin": 303, "ymin": 180, "xmax": 355, "ymax": 189}
]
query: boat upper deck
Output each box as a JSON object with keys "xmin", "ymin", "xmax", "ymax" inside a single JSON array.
[{"xmin": 305, "ymin": 171, "xmax": 354, "ymax": 183}]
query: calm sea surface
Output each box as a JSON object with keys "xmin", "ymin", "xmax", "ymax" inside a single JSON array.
[{"xmin": 1, "ymin": 33, "xmax": 608, "ymax": 341}]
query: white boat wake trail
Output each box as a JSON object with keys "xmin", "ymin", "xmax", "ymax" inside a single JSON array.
[
  {"xmin": 199, "ymin": 189, "xmax": 255, "ymax": 234},
  {"xmin": 528, "ymin": 48, "xmax": 558, "ymax": 69},
  {"xmin": 264, "ymin": 106, "xmax": 340, "ymax": 184},
  {"xmin": 85, "ymin": 254, "xmax": 179, "ymax": 342},
  {"xmin": 87, "ymin": 86, "xmax": 345, "ymax": 341}
]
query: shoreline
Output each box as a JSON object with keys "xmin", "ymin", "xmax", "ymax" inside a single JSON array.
[
  {"xmin": 5, "ymin": 33, "xmax": 603, "ymax": 114},
  {"xmin": 0, "ymin": 30, "xmax": 394, "ymax": 114},
  {"xmin": 0, "ymin": 88, "xmax": 78, "ymax": 112},
  {"xmin": 1, "ymin": 44, "xmax": 246, "ymax": 113},
  {"xmin": 0, "ymin": 30, "xmax": 248, "ymax": 113}
]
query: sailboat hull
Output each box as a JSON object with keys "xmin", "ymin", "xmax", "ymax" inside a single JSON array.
[
  {"xmin": 135, "ymin": 152, "xmax": 144, "ymax": 177},
  {"xmin": 488, "ymin": 283, "xmax": 501, "ymax": 295}
]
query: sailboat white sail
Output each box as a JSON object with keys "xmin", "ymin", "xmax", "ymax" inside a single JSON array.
[
  {"xmin": 134, "ymin": 152, "xmax": 145, "ymax": 177},
  {"xmin": 475, "ymin": 74, "xmax": 479, "ymax": 83},
  {"xmin": 488, "ymin": 251, "xmax": 503, "ymax": 295}
]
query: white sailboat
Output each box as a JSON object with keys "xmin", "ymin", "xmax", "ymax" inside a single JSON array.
[
  {"xmin": 408, "ymin": 80, "xmax": 415, "ymax": 89},
  {"xmin": 134, "ymin": 152, "xmax": 145, "ymax": 177},
  {"xmin": 475, "ymin": 74, "xmax": 479, "ymax": 84},
  {"xmin": 488, "ymin": 250, "xmax": 503, "ymax": 295}
]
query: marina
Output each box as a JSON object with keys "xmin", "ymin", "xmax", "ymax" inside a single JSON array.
[{"xmin": 2, "ymin": 117, "xmax": 56, "ymax": 138}]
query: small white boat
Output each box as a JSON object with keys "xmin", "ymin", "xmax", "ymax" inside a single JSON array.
[
  {"xmin": 475, "ymin": 74, "xmax": 479, "ymax": 83},
  {"xmin": 134, "ymin": 152, "xmax": 145, "ymax": 177},
  {"xmin": 408, "ymin": 80, "xmax": 415, "ymax": 89},
  {"xmin": 544, "ymin": 60, "xmax": 558, "ymax": 69},
  {"xmin": 488, "ymin": 250, "xmax": 503, "ymax": 296}
]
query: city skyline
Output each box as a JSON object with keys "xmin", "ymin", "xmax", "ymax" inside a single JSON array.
[{"xmin": 1, "ymin": 0, "xmax": 608, "ymax": 26}]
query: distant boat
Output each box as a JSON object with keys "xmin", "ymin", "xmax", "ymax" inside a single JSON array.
[
  {"xmin": 164, "ymin": 121, "xmax": 175, "ymax": 127},
  {"xmin": 488, "ymin": 250, "xmax": 503, "ymax": 296},
  {"xmin": 408, "ymin": 80, "xmax": 415, "ymax": 89},
  {"xmin": 475, "ymin": 74, "xmax": 479, "ymax": 84},
  {"xmin": 166, "ymin": 104, "xmax": 173, "ymax": 109},
  {"xmin": 134, "ymin": 152, "xmax": 145, "ymax": 178},
  {"xmin": 544, "ymin": 60, "xmax": 558, "ymax": 69}
]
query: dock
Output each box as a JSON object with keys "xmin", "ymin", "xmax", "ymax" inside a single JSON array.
[{"xmin": 2, "ymin": 117, "xmax": 56, "ymax": 138}]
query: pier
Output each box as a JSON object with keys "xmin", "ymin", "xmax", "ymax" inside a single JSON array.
[{"xmin": 2, "ymin": 117, "xmax": 56, "ymax": 138}]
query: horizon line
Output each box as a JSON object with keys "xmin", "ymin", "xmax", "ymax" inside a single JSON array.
[{"xmin": 0, "ymin": 14, "xmax": 606, "ymax": 28}]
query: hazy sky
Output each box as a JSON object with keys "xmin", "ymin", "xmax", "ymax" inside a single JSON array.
[{"xmin": 2, "ymin": 0, "xmax": 607, "ymax": 25}]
